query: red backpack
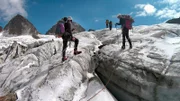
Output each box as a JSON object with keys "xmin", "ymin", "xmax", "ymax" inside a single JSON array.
[
  {"xmin": 125, "ymin": 15, "xmax": 134, "ymax": 29},
  {"xmin": 117, "ymin": 15, "xmax": 134, "ymax": 29},
  {"xmin": 125, "ymin": 19, "xmax": 133, "ymax": 29}
]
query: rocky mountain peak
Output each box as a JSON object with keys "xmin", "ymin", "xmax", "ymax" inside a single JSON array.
[{"xmin": 3, "ymin": 14, "xmax": 39, "ymax": 36}]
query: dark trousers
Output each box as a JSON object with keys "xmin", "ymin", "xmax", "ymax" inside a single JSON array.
[
  {"xmin": 62, "ymin": 36, "xmax": 79, "ymax": 57},
  {"xmin": 109, "ymin": 25, "xmax": 112, "ymax": 30},
  {"xmin": 106, "ymin": 24, "xmax": 109, "ymax": 28},
  {"xmin": 122, "ymin": 27, "xmax": 132, "ymax": 48}
]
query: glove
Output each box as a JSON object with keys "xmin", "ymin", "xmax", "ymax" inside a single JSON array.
[{"xmin": 115, "ymin": 23, "xmax": 117, "ymax": 27}]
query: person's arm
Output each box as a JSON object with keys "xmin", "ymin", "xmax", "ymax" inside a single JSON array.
[
  {"xmin": 115, "ymin": 23, "xmax": 121, "ymax": 25},
  {"xmin": 115, "ymin": 22, "xmax": 121, "ymax": 27}
]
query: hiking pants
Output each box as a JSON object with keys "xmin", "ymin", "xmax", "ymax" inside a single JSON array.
[
  {"xmin": 109, "ymin": 25, "xmax": 112, "ymax": 30},
  {"xmin": 62, "ymin": 36, "xmax": 79, "ymax": 57},
  {"xmin": 106, "ymin": 24, "xmax": 109, "ymax": 28},
  {"xmin": 122, "ymin": 27, "xmax": 132, "ymax": 48}
]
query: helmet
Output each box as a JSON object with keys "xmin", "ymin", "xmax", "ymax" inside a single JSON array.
[
  {"xmin": 117, "ymin": 14, "xmax": 122, "ymax": 19},
  {"xmin": 67, "ymin": 16, "xmax": 73, "ymax": 21}
]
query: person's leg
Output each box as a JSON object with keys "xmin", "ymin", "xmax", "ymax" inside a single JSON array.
[
  {"xmin": 62, "ymin": 38, "xmax": 68, "ymax": 61},
  {"xmin": 125, "ymin": 28, "xmax": 132, "ymax": 49},
  {"xmin": 70, "ymin": 37, "xmax": 81, "ymax": 55},
  {"xmin": 122, "ymin": 28, "xmax": 126, "ymax": 49}
]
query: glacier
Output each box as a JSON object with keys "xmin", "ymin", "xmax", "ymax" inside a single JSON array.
[
  {"xmin": 0, "ymin": 23, "xmax": 180, "ymax": 101},
  {"xmin": 0, "ymin": 32, "xmax": 116, "ymax": 101}
]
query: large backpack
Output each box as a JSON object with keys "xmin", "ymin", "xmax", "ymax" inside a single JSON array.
[
  {"xmin": 118, "ymin": 15, "xmax": 134, "ymax": 29},
  {"xmin": 55, "ymin": 21, "xmax": 65, "ymax": 37},
  {"xmin": 125, "ymin": 15, "xmax": 134, "ymax": 29}
]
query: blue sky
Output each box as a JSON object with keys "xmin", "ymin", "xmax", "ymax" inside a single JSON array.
[{"xmin": 0, "ymin": 0, "xmax": 180, "ymax": 34}]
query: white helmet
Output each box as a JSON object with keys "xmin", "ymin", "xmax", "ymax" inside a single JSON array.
[
  {"xmin": 117, "ymin": 14, "xmax": 122, "ymax": 18},
  {"xmin": 68, "ymin": 16, "xmax": 73, "ymax": 21}
]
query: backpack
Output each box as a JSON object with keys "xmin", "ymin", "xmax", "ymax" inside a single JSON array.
[
  {"xmin": 118, "ymin": 15, "xmax": 134, "ymax": 29},
  {"xmin": 120, "ymin": 18, "xmax": 125, "ymax": 25},
  {"xmin": 106, "ymin": 20, "xmax": 109, "ymax": 24},
  {"xmin": 55, "ymin": 21, "xmax": 65, "ymax": 37}
]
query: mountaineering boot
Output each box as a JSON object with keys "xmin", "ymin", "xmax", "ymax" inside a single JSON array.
[
  {"xmin": 129, "ymin": 45, "xmax": 132, "ymax": 49},
  {"xmin": 129, "ymin": 46, "xmax": 132, "ymax": 49},
  {"xmin": 62, "ymin": 57, "xmax": 68, "ymax": 62},
  {"xmin": 74, "ymin": 50, "xmax": 82, "ymax": 55},
  {"xmin": 121, "ymin": 46, "xmax": 125, "ymax": 50}
]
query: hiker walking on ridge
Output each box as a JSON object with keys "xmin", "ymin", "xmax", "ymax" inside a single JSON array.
[
  {"xmin": 0, "ymin": 26, "xmax": 2, "ymax": 32},
  {"xmin": 109, "ymin": 21, "xmax": 112, "ymax": 30},
  {"xmin": 115, "ymin": 14, "xmax": 134, "ymax": 49},
  {"xmin": 62, "ymin": 16, "xmax": 82, "ymax": 61},
  {"xmin": 106, "ymin": 19, "xmax": 109, "ymax": 28}
]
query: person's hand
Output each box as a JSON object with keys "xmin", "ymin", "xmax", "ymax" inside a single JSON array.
[
  {"xmin": 72, "ymin": 37, "xmax": 75, "ymax": 41},
  {"xmin": 72, "ymin": 28, "xmax": 75, "ymax": 31}
]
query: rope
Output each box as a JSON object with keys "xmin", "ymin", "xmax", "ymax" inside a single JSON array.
[
  {"xmin": 87, "ymin": 67, "xmax": 116, "ymax": 101},
  {"xmin": 79, "ymin": 65, "xmax": 116, "ymax": 101},
  {"xmin": 116, "ymin": 27, "xmax": 119, "ymax": 44}
]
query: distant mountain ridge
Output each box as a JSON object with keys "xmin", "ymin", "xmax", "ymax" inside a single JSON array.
[
  {"xmin": 3, "ymin": 15, "xmax": 85, "ymax": 36},
  {"xmin": 46, "ymin": 19, "xmax": 85, "ymax": 35},
  {"xmin": 166, "ymin": 17, "xmax": 180, "ymax": 24}
]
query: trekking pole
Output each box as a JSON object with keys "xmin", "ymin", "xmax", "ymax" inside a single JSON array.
[
  {"xmin": 115, "ymin": 24, "xmax": 119, "ymax": 44},
  {"xmin": 131, "ymin": 27, "xmax": 133, "ymax": 33}
]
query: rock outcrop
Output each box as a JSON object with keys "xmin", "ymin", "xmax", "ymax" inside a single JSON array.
[{"xmin": 166, "ymin": 17, "xmax": 180, "ymax": 24}]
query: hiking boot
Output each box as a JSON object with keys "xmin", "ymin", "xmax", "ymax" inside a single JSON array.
[
  {"xmin": 62, "ymin": 57, "xmax": 68, "ymax": 61},
  {"xmin": 130, "ymin": 46, "xmax": 132, "ymax": 49},
  {"xmin": 121, "ymin": 46, "xmax": 125, "ymax": 50},
  {"xmin": 74, "ymin": 50, "xmax": 82, "ymax": 55}
]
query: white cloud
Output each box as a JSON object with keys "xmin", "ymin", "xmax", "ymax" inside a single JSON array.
[
  {"xmin": 155, "ymin": 0, "xmax": 180, "ymax": 19},
  {"xmin": 159, "ymin": 0, "xmax": 180, "ymax": 4},
  {"xmin": 0, "ymin": 0, "xmax": 27, "ymax": 21},
  {"xmin": 129, "ymin": 12, "xmax": 134, "ymax": 15},
  {"xmin": 112, "ymin": 15, "xmax": 117, "ymax": 18},
  {"xmin": 135, "ymin": 2, "xmax": 180, "ymax": 19},
  {"xmin": 136, "ymin": 11, "xmax": 147, "ymax": 17},
  {"xmin": 144, "ymin": 4, "xmax": 156, "ymax": 14},
  {"xmin": 95, "ymin": 19, "xmax": 99, "ymax": 22},
  {"xmin": 135, "ymin": 4, "xmax": 145, "ymax": 9},
  {"xmin": 156, "ymin": 8, "xmax": 180, "ymax": 18},
  {"xmin": 135, "ymin": 4, "xmax": 156, "ymax": 17}
]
